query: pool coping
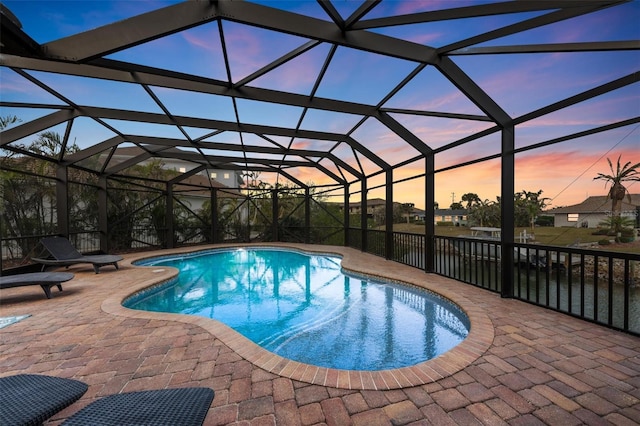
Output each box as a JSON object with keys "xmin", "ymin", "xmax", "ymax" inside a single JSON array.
[{"xmin": 102, "ymin": 243, "xmax": 494, "ymax": 390}]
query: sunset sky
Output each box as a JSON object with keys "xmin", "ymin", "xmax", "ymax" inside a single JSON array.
[{"xmin": 1, "ymin": 0, "xmax": 638, "ymax": 210}]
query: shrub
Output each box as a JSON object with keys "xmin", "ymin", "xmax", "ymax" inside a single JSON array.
[
  {"xmin": 621, "ymin": 228, "xmax": 635, "ymax": 237},
  {"xmin": 592, "ymin": 228, "xmax": 609, "ymax": 235},
  {"xmin": 436, "ymin": 221, "xmax": 454, "ymax": 226},
  {"xmin": 598, "ymin": 239, "xmax": 611, "ymax": 246},
  {"xmin": 535, "ymin": 215, "xmax": 554, "ymax": 227}
]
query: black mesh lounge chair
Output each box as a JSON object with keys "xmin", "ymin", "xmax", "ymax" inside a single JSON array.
[
  {"xmin": 61, "ymin": 387, "xmax": 215, "ymax": 426},
  {"xmin": 0, "ymin": 374, "xmax": 88, "ymax": 426},
  {"xmin": 0, "ymin": 271, "xmax": 74, "ymax": 298},
  {"xmin": 32, "ymin": 236, "xmax": 123, "ymax": 274}
]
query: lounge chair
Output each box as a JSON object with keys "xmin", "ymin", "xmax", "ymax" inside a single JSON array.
[
  {"xmin": 32, "ymin": 236, "xmax": 123, "ymax": 274},
  {"xmin": 0, "ymin": 271, "xmax": 74, "ymax": 298},
  {"xmin": 0, "ymin": 374, "xmax": 214, "ymax": 426},
  {"xmin": 0, "ymin": 374, "xmax": 88, "ymax": 426},
  {"xmin": 61, "ymin": 387, "xmax": 215, "ymax": 425}
]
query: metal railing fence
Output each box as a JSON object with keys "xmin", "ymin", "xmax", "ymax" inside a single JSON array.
[
  {"xmin": 345, "ymin": 232, "xmax": 639, "ymax": 335},
  {"xmin": 3, "ymin": 225, "xmax": 638, "ymax": 335}
]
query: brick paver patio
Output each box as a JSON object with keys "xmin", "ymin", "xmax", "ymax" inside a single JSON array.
[{"xmin": 1, "ymin": 244, "xmax": 638, "ymax": 425}]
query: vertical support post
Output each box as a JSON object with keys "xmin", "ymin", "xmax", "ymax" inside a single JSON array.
[
  {"xmin": 501, "ymin": 124, "xmax": 515, "ymax": 298},
  {"xmin": 385, "ymin": 169, "xmax": 393, "ymax": 260},
  {"xmin": 98, "ymin": 176, "xmax": 108, "ymax": 253},
  {"xmin": 0, "ymin": 225, "xmax": 2, "ymax": 274},
  {"xmin": 0, "ymin": 192, "xmax": 3, "ymax": 272},
  {"xmin": 304, "ymin": 187, "xmax": 311, "ymax": 244},
  {"xmin": 211, "ymin": 188, "xmax": 218, "ymax": 244},
  {"xmin": 245, "ymin": 193, "xmax": 251, "ymax": 243},
  {"xmin": 361, "ymin": 178, "xmax": 367, "ymax": 252},
  {"xmin": 56, "ymin": 165, "xmax": 69, "ymax": 238},
  {"xmin": 425, "ymin": 155, "xmax": 435, "ymax": 272},
  {"xmin": 272, "ymin": 189, "xmax": 278, "ymax": 242},
  {"xmin": 343, "ymin": 183, "xmax": 350, "ymax": 247},
  {"xmin": 166, "ymin": 182, "xmax": 174, "ymax": 249}
]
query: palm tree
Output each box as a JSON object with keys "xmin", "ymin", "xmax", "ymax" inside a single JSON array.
[{"xmin": 594, "ymin": 156, "xmax": 640, "ymax": 218}]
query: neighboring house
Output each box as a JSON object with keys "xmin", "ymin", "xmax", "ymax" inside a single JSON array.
[
  {"xmin": 435, "ymin": 209, "xmax": 468, "ymax": 226},
  {"xmin": 413, "ymin": 208, "xmax": 468, "ymax": 226},
  {"xmin": 411, "ymin": 208, "xmax": 425, "ymax": 221},
  {"xmin": 108, "ymin": 146, "xmax": 244, "ymax": 188},
  {"xmin": 172, "ymin": 174, "xmax": 238, "ymax": 212},
  {"xmin": 343, "ymin": 198, "xmax": 387, "ymax": 217},
  {"xmin": 105, "ymin": 146, "xmax": 244, "ymax": 212},
  {"xmin": 548, "ymin": 194, "xmax": 640, "ymax": 228}
]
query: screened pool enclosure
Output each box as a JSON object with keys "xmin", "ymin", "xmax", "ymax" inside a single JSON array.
[{"xmin": 1, "ymin": 1, "xmax": 638, "ymax": 334}]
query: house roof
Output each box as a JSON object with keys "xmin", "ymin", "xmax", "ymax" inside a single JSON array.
[
  {"xmin": 549, "ymin": 194, "xmax": 640, "ymax": 214},
  {"xmin": 345, "ymin": 198, "xmax": 387, "ymax": 209},
  {"xmin": 104, "ymin": 146, "xmax": 244, "ymax": 187}
]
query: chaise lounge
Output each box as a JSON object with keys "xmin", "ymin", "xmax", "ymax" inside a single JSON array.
[
  {"xmin": 0, "ymin": 374, "xmax": 214, "ymax": 426},
  {"xmin": 0, "ymin": 374, "xmax": 88, "ymax": 426},
  {"xmin": 32, "ymin": 236, "xmax": 123, "ymax": 274},
  {"xmin": 61, "ymin": 387, "xmax": 215, "ymax": 425},
  {"xmin": 0, "ymin": 271, "xmax": 74, "ymax": 299}
]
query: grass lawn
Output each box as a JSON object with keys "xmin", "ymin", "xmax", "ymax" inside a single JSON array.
[{"xmin": 389, "ymin": 224, "xmax": 640, "ymax": 254}]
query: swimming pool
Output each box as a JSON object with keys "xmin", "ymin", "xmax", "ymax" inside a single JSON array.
[{"xmin": 127, "ymin": 247, "xmax": 470, "ymax": 371}]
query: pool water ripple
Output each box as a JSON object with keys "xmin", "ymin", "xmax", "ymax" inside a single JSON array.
[{"xmin": 264, "ymin": 291, "xmax": 363, "ymax": 351}]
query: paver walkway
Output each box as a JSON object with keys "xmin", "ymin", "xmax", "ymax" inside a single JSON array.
[{"xmin": 1, "ymin": 244, "xmax": 638, "ymax": 425}]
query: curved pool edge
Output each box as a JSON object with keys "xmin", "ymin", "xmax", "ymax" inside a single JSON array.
[{"xmin": 103, "ymin": 243, "xmax": 494, "ymax": 390}]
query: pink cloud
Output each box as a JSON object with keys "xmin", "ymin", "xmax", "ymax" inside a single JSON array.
[
  {"xmin": 181, "ymin": 30, "xmax": 222, "ymax": 54},
  {"xmin": 0, "ymin": 74, "xmax": 41, "ymax": 95},
  {"xmin": 291, "ymin": 139, "xmax": 312, "ymax": 150},
  {"xmin": 254, "ymin": 48, "xmax": 320, "ymax": 93},
  {"xmin": 394, "ymin": 1, "xmax": 458, "ymax": 15},
  {"xmin": 285, "ymin": 167, "xmax": 337, "ymax": 186},
  {"xmin": 412, "ymin": 89, "xmax": 473, "ymax": 112},
  {"xmin": 407, "ymin": 32, "xmax": 444, "ymax": 45},
  {"xmin": 514, "ymin": 147, "xmax": 640, "ymax": 206}
]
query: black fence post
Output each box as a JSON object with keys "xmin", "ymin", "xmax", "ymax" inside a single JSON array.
[
  {"xmin": 344, "ymin": 183, "xmax": 350, "ymax": 247},
  {"xmin": 272, "ymin": 189, "xmax": 278, "ymax": 242},
  {"xmin": 385, "ymin": 169, "xmax": 393, "ymax": 260},
  {"xmin": 361, "ymin": 179, "xmax": 367, "ymax": 253},
  {"xmin": 211, "ymin": 188, "xmax": 218, "ymax": 244},
  {"xmin": 501, "ymin": 125, "xmax": 515, "ymax": 298},
  {"xmin": 425, "ymin": 155, "xmax": 435, "ymax": 273},
  {"xmin": 305, "ymin": 187, "xmax": 310, "ymax": 244}
]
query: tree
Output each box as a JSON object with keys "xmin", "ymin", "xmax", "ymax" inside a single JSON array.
[
  {"xmin": 394, "ymin": 202, "xmax": 414, "ymax": 224},
  {"xmin": 467, "ymin": 198, "xmax": 500, "ymax": 227},
  {"xmin": 310, "ymin": 198, "xmax": 344, "ymax": 245},
  {"xmin": 450, "ymin": 202, "xmax": 464, "ymax": 210},
  {"xmin": 1, "ymin": 126, "xmax": 81, "ymax": 259},
  {"xmin": 598, "ymin": 215, "xmax": 635, "ymax": 239},
  {"xmin": 106, "ymin": 160, "xmax": 182, "ymax": 250},
  {"xmin": 267, "ymin": 185, "xmax": 306, "ymax": 242},
  {"xmin": 0, "ymin": 115, "xmax": 20, "ymax": 130},
  {"xmin": 594, "ymin": 156, "xmax": 640, "ymax": 218},
  {"xmin": 514, "ymin": 189, "xmax": 548, "ymax": 231},
  {"xmin": 461, "ymin": 193, "xmax": 481, "ymax": 209},
  {"xmin": 466, "ymin": 190, "xmax": 548, "ymax": 230}
]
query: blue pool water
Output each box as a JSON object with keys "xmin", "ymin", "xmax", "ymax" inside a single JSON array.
[{"xmin": 127, "ymin": 248, "xmax": 469, "ymax": 370}]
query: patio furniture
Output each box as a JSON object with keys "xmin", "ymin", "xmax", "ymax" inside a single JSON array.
[
  {"xmin": 0, "ymin": 271, "xmax": 74, "ymax": 298},
  {"xmin": 0, "ymin": 374, "xmax": 88, "ymax": 426},
  {"xmin": 32, "ymin": 236, "xmax": 123, "ymax": 274},
  {"xmin": 61, "ymin": 387, "xmax": 215, "ymax": 426}
]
